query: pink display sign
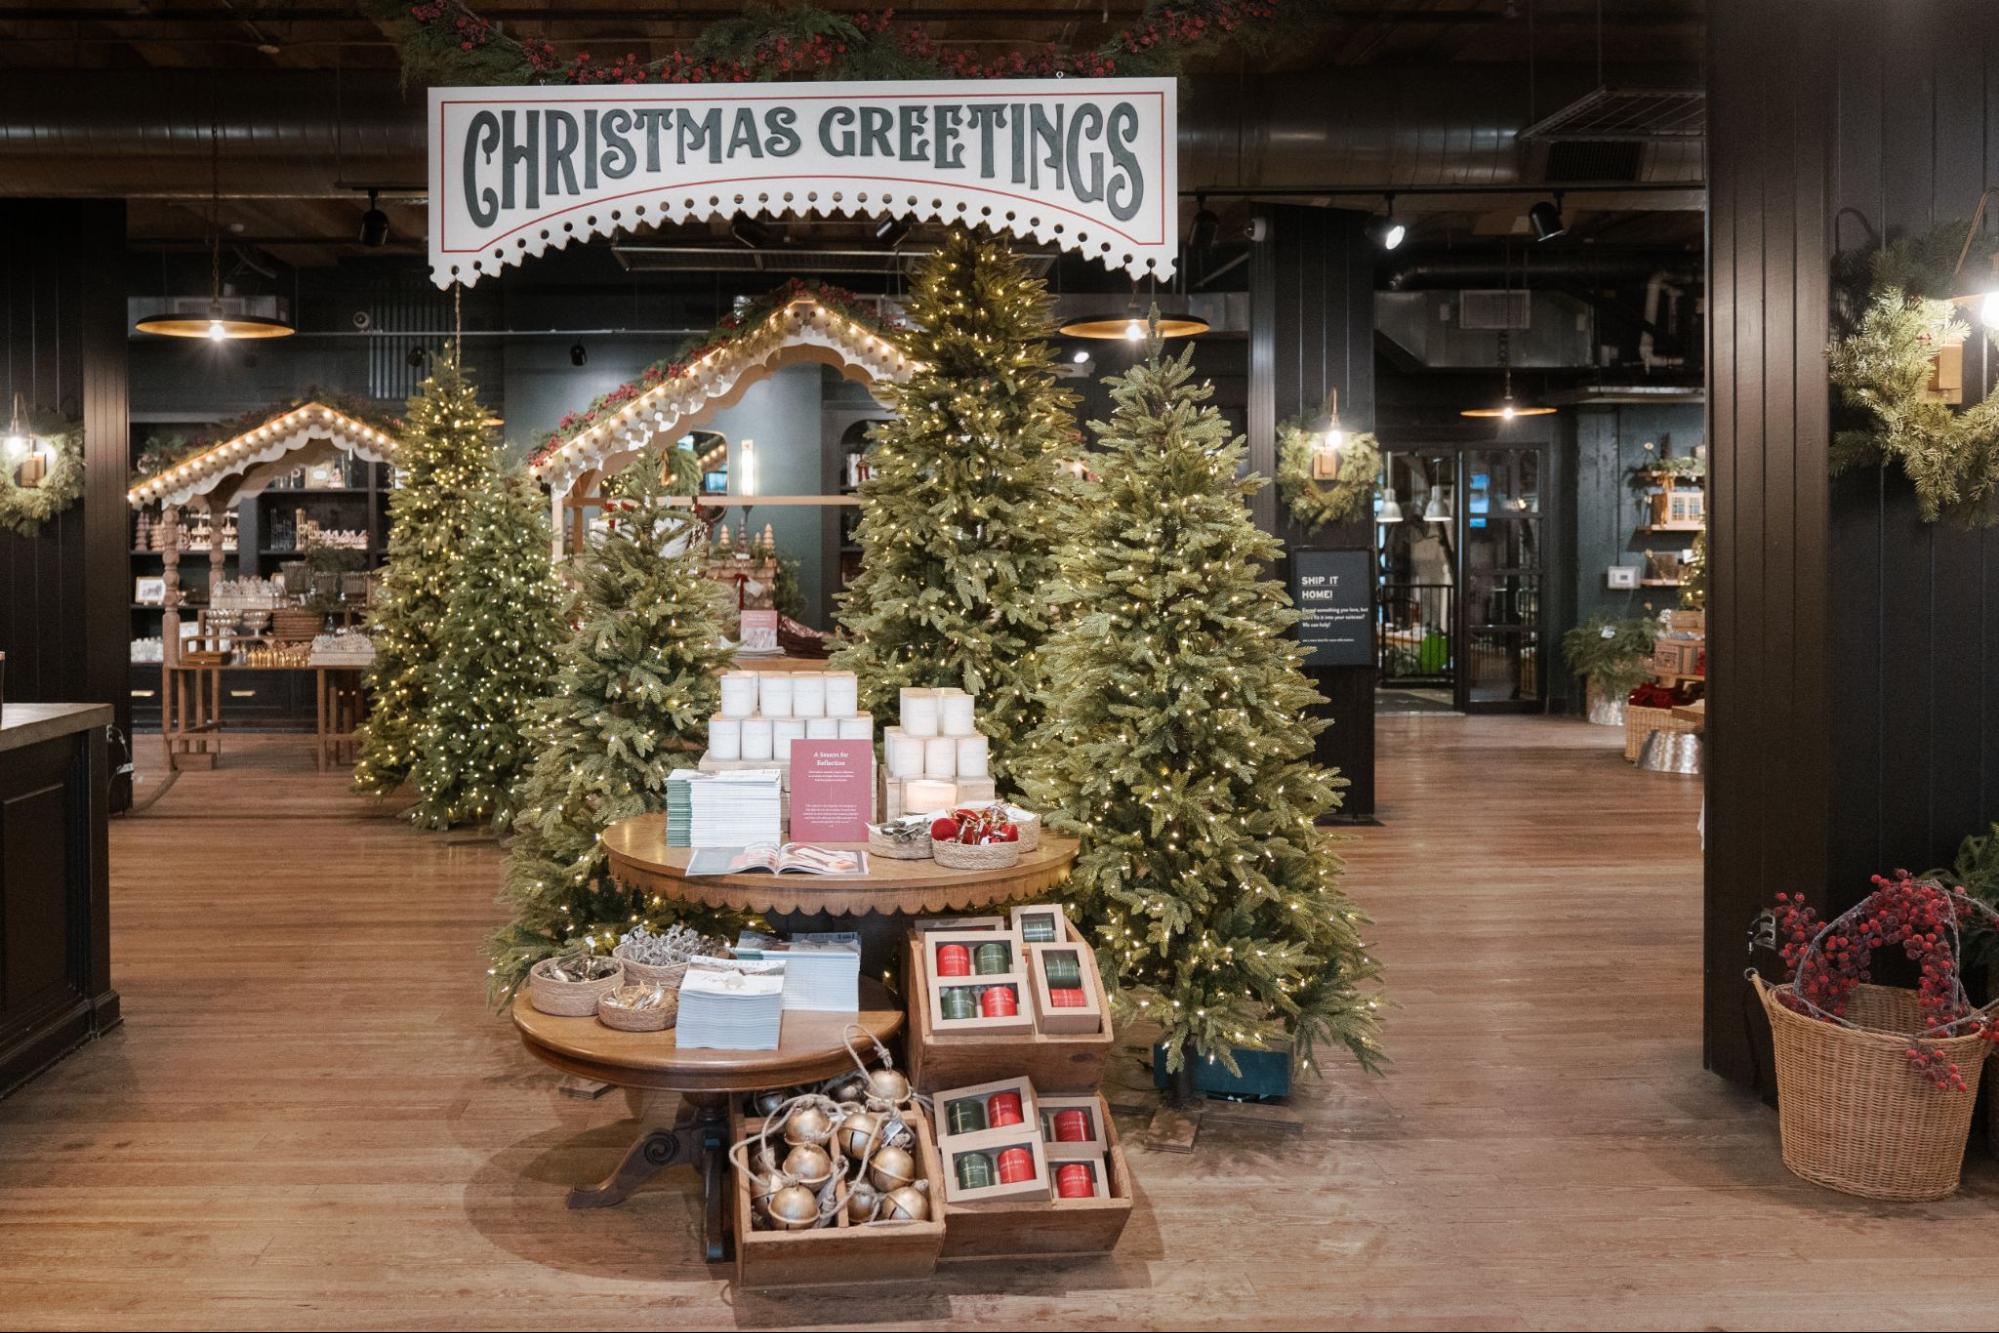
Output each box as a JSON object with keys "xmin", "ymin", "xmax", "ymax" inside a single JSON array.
[{"xmin": 787, "ymin": 739, "xmax": 875, "ymax": 842}]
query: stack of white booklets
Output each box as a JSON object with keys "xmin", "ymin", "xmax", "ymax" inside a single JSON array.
[
  {"xmin": 675, "ymin": 956, "xmax": 787, "ymax": 1050},
  {"xmin": 664, "ymin": 768, "xmax": 783, "ymax": 847},
  {"xmin": 734, "ymin": 930, "xmax": 861, "ymax": 1012}
]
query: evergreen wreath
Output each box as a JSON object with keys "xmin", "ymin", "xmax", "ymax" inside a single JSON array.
[
  {"xmin": 1828, "ymin": 221, "xmax": 1999, "ymax": 527},
  {"xmin": 0, "ymin": 414, "xmax": 85, "ymax": 537},
  {"xmin": 1275, "ymin": 415, "xmax": 1380, "ymax": 529}
]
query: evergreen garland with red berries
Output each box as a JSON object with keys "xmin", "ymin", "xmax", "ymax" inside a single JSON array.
[{"xmin": 377, "ymin": 0, "xmax": 1287, "ymax": 88}]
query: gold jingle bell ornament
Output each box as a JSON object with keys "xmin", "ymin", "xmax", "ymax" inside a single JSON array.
[
  {"xmin": 825, "ymin": 1073, "xmax": 868, "ymax": 1104},
  {"xmin": 783, "ymin": 1143, "xmax": 835, "ymax": 1190},
  {"xmin": 844, "ymin": 1181, "xmax": 881, "ymax": 1223},
  {"xmin": 881, "ymin": 1184, "xmax": 929, "ymax": 1222},
  {"xmin": 748, "ymin": 1170, "xmax": 784, "ymax": 1221},
  {"xmin": 784, "ymin": 1104, "xmax": 834, "ymax": 1147},
  {"xmin": 836, "ymin": 1110, "xmax": 884, "ymax": 1161},
  {"xmin": 867, "ymin": 1068, "xmax": 911, "ymax": 1106},
  {"xmin": 752, "ymin": 1089, "xmax": 790, "ymax": 1117},
  {"xmin": 868, "ymin": 1144, "xmax": 917, "ymax": 1192},
  {"xmin": 767, "ymin": 1184, "xmax": 821, "ymax": 1231}
]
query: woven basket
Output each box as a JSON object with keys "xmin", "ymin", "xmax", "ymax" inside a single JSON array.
[
  {"xmin": 1753, "ymin": 974, "xmax": 1988, "ymax": 1200},
  {"xmin": 1623, "ymin": 703, "xmax": 1696, "ymax": 761},
  {"xmin": 931, "ymin": 839, "xmax": 1020, "ymax": 871},
  {"xmin": 598, "ymin": 988, "xmax": 678, "ymax": 1032},
  {"xmin": 868, "ymin": 826, "xmax": 934, "ymax": 860},
  {"xmin": 528, "ymin": 957, "xmax": 624, "ymax": 1017},
  {"xmin": 1006, "ymin": 809, "xmax": 1041, "ymax": 852},
  {"xmin": 612, "ymin": 947, "xmax": 691, "ymax": 992}
]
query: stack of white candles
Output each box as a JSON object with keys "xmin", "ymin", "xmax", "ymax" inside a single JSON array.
[
  {"xmin": 882, "ymin": 686, "xmax": 993, "ymax": 814},
  {"xmin": 707, "ymin": 670, "xmax": 870, "ymax": 765}
]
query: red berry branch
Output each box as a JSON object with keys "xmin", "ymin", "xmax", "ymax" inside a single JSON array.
[{"xmin": 1772, "ymin": 872, "xmax": 1999, "ymax": 1091}]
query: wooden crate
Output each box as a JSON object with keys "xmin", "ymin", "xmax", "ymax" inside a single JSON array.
[
  {"xmin": 730, "ymin": 1104, "xmax": 947, "ymax": 1290},
  {"xmin": 938, "ymin": 1094, "xmax": 1133, "ymax": 1261},
  {"xmin": 904, "ymin": 921, "xmax": 1113, "ymax": 1094}
]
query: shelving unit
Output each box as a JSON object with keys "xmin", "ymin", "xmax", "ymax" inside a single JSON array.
[{"xmin": 129, "ymin": 448, "xmax": 393, "ymax": 731}]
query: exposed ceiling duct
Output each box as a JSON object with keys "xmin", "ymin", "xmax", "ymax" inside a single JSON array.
[{"xmin": 0, "ymin": 66, "xmax": 1702, "ymax": 201}]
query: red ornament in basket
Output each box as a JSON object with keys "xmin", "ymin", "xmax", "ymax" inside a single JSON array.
[
  {"xmin": 1770, "ymin": 872, "xmax": 1999, "ymax": 1091},
  {"xmin": 927, "ymin": 806, "xmax": 1020, "ymax": 847}
]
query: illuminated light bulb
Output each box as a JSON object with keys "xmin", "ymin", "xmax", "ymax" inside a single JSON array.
[
  {"xmin": 1980, "ymin": 290, "xmax": 1999, "ymax": 330},
  {"xmin": 207, "ymin": 318, "xmax": 227, "ymax": 341},
  {"xmin": 1122, "ymin": 318, "xmax": 1144, "ymax": 341}
]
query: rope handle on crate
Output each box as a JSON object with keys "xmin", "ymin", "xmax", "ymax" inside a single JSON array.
[{"xmin": 1747, "ymin": 878, "xmax": 1999, "ymax": 1039}]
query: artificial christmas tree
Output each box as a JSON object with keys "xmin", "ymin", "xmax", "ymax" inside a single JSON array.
[
  {"xmin": 1022, "ymin": 338, "xmax": 1385, "ymax": 1078},
  {"xmin": 353, "ymin": 351, "xmax": 496, "ymax": 796},
  {"xmin": 488, "ymin": 447, "xmax": 736, "ymax": 1000},
  {"xmin": 408, "ymin": 468, "xmax": 568, "ymax": 831},
  {"xmin": 833, "ymin": 226, "xmax": 1078, "ymax": 785}
]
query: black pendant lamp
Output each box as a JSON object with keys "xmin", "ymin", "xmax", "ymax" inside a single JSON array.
[{"xmin": 136, "ymin": 119, "xmax": 294, "ymax": 340}]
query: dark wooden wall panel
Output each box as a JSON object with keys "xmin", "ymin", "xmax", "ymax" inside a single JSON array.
[
  {"xmin": 0, "ymin": 202, "xmax": 129, "ymax": 763},
  {"xmin": 1708, "ymin": 0, "xmax": 1999, "ymax": 1090},
  {"xmin": 1250, "ymin": 205, "xmax": 1377, "ymax": 821}
]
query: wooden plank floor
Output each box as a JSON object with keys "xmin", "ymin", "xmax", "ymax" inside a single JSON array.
[{"xmin": 2, "ymin": 715, "xmax": 1994, "ymax": 1330}]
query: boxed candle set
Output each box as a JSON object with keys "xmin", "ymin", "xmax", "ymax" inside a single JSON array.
[
  {"xmin": 904, "ymin": 905, "xmax": 1113, "ymax": 1092},
  {"xmin": 928, "ymin": 1081, "xmax": 1133, "ymax": 1259},
  {"xmin": 921, "ymin": 929, "xmax": 1033, "ymax": 1037},
  {"xmin": 930, "ymin": 1076, "xmax": 1051, "ymax": 1206}
]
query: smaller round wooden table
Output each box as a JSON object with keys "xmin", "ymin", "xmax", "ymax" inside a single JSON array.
[{"xmin": 512, "ymin": 979, "xmax": 903, "ymax": 1263}]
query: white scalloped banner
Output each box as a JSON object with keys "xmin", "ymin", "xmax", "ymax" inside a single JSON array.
[
  {"xmin": 429, "ymin": 77, "xmax": 1177, "ymax": 288},
  {"xmin": 532, "ymin": 297, "xmax": 916, "ymax": 492},
  {"xmin": 128, "ymin": 405, "xmax": 397, "ymax": 510}
]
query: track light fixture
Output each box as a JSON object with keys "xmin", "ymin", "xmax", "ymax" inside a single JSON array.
[
  {"xmin": 1528, "ymin": 193, "xmax": 1568, "ymax": 242},
  {"xmin": 570, "ymin": 342, "xmax": 588, "ymax": 368},
  {"xmin": 729, "ymin": 214, "xmax": 774, "ymax": 249},
  {"xmin": 873, "ymin": 213, "xmax": 912, "ymax": 248},
  {"xmin": 1366, "ymin": 195, "xmax": 1406, "ymax": 251},
  {"xmin": 1189, "ymin": 195, "xmax": 1220, "ymax": 254},
  {"xmin": 360, "ymin": 189, "xmax": 390, "ymax": 248}
]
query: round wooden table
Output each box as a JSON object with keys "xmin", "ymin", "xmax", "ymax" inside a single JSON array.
[
  {"xmin": 512, "ymin": 978, "xmax": 903, "ymax": 1263},
  {"xmin": 600, "ymin": 817, "xmax": 1079, "ymax": 915}
]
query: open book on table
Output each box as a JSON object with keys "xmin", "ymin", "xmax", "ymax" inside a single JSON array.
[{"xmin": 684, "ymin": 843, "xmax": 869, "ymax": 876}]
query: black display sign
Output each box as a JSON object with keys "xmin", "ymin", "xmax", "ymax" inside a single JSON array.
[{"xmin": 1290, "ymin": 548, "xmax": 1374, "ymax": 668}]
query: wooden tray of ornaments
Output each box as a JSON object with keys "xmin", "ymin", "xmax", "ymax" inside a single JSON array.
[
  {"xmin": 729, "ymin": 1102, "xmax": 949, "ymax": 1290},
  {"xmin": 903, "ymin": 917, "xmax": 1113, "ymax": 1094},
  {"xmin": 939, "ymin": 1093, "xmax": 1134, "ymax": 1261}
]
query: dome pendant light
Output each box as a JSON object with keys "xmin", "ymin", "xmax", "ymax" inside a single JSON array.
[
  {"xmin": 1376, "ymin": 448, "xmax": 1404, "ymax": 524},
  {"xmin": 136, "ymin": 119, "xmax": 294, "ymax": 340},
  {"xmin": 1060, "ymin": 277, "xmax": 1208, "ymax": 340},
  {"xmin": 1461, "ymin": 331, "xmax": 1554, "ymax": 420}
]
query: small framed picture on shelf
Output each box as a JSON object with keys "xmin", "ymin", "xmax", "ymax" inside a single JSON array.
[{"xmin": 134, "ymin": 576, "xmax": 167, "ymax": 606}]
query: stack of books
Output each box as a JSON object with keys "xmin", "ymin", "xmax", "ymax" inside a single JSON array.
[
  {"xmin": 734, "ymin": 930, "xmax": 862, "ymax": 1012},
  {"xmin": 674, "ymin": 956, "xmax": 787, "ymax": 1050},
  {"xmin": 665, "ymin": 767, "xmax": 783, "ymax": 847}
]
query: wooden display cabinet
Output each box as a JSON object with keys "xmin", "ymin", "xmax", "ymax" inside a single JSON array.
[
  {"xmin": 905, "ymin": 921, "xmax": 1113, "ymax": 1093},
  {"xmin": 937, "ymin": 1094, "xmax": 1133, "ymax": 1260}
]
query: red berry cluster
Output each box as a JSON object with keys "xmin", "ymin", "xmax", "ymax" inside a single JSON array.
[
  {"xmin": 404, "ymin": 0, "xmax": 1283, "ymax": 89},
  {"xmin": 1773, "ymin": 873, "xmax": 1996, "ymax": 1091}
]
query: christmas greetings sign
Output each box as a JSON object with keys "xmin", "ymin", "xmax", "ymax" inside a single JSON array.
[{"xmin": 428, "ymin": 77, "xmax": 1176, "ymax": 287}]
